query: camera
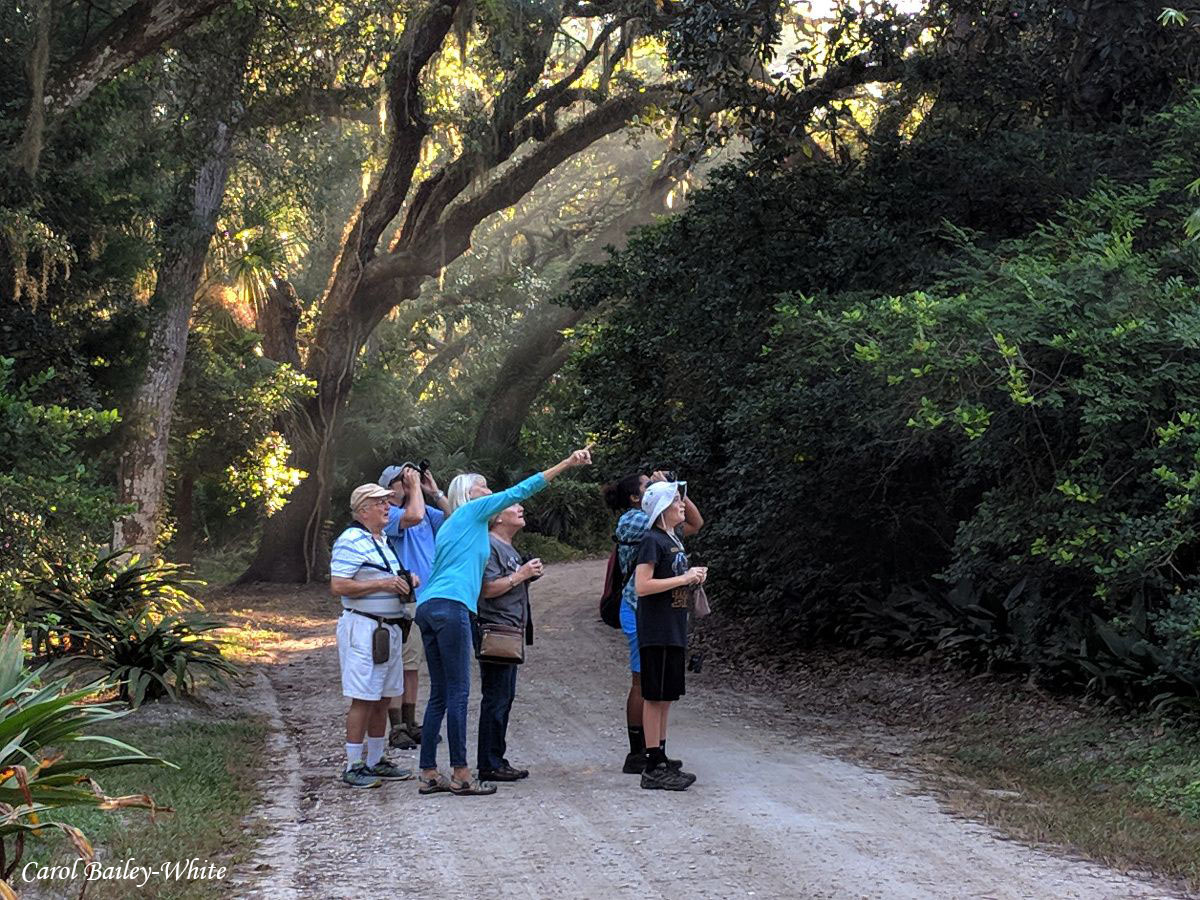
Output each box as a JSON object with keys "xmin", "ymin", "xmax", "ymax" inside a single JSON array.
[
  {"xmin": 401, "ymin": 459, "xmax": 431, "ymax": 478},
  {"xmin": 650, "ymin": 464, "xmax": 678, "ymax": 482}
]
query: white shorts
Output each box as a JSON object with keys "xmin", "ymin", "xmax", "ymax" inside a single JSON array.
[{"xmin": 336, "ymin": 611, "xmax": 405, "ymax": 701}]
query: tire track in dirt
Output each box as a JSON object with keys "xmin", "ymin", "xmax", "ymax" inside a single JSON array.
[{"xmin": 232, "ymin": 560, "xmax": 1182, "ymax": 899}]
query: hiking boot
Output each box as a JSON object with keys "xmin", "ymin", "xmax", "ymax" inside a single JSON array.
[
  {"xmin": 389, "ymin": 725, "xmax": 417, "ymax": 750},
  {"xmin": 342, "ymin": 762, "xmax": 382, "ymax": 788},
  {"xmin": 640, "ymin": 765, "xmax": 694, "ymax": 791},
  {"xmin": 406, "ymin": 722, "xmax": 423, "ymax": 745},
  {"xmin": 499, "ymin": 760, "xmax": 529, "ymax": 779},
  {"xmin": 622, "ymin": 751, "xmax": 646, "ymax": 774},
  {"xmin": 366, "ymin": 759, "xmax": 415, "ymax": 781},
  {"xmin": 478, "ymin": 764, "xmax": 525, "ymax": 782}
]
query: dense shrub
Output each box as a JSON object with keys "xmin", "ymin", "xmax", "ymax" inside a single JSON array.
[
  {"xmin": 0, "ymin": 359, "xmax": 123, "ymax": 616},
  {"xmin": 568, "ymin": 93, "xmax": 1200, "ymax": 707}
]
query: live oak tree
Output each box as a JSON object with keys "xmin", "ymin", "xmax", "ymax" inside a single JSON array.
[{"xmin": 242, "ymin": 0, "xmax": 935, "ymax": 581}]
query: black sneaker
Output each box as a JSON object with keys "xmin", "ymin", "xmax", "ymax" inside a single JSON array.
[
  {"xmin": 622, "ymin": 751, "xmax": 646, "ymax": 774},
  {"xmin": 478, "ymin": 765, "xmax": 523, "ymax": 782},
  {"xmin": 500, "ymin": 760, "xmax": 529, "ymax": 779},
  {"xmin": 640, "ymin": 765, "xmax": 693, "ymax": 791}
]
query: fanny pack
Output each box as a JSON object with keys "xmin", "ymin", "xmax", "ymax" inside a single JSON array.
[{"xmin": 345, "ymin": 609, "xmax": 408, "ymax": 663}]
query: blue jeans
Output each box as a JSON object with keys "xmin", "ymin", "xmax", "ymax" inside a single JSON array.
[
  {"xmin": 477, "ymin": 661, "xmax": 518, "ymax": 771},
  {"xmin": 416, "ymin": 598, "xmax": 473, "ymax": 770}
]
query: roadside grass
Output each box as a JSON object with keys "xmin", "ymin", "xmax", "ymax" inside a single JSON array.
[
  {"xmin": 189, "ymin": 545, "xmax": 255, "ymax": 588},
  {"xmin": 25, "ymin": 714, "xmax": 267, "ymax": 899},
  {"xmin": 920, "ymin": 712, "xmax": 1200, "ymax": 891},
  {"xmin": 215, "ymin": 617, "xmax": 288, "ymax": 663}
]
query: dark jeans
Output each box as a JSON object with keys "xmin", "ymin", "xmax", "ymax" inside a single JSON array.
[
  {"xmin": 477, "ymin": 661, "xmax": 518, "ymax": 771},
  {"xmin": 415, "ymin": 598, "xmax": 473, "ymax": 770}
]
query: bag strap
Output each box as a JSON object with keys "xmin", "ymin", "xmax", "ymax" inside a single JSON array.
[{"xmin": 346, "ymin": 523, "xmax": 415, "ymax": 592}]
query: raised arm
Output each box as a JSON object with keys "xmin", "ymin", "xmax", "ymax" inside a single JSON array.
[
  {"xmin": 541, "ymin": 446, "xmax": 593, "ymax": 483},
  {"xmin": 681, "ymin": 495, "xmax": 704, "ymax": 538},
  {"xmin": 396, "ymin": 467, "xmax": 425, "ymax": 527},
  {"xmin": 422, "ymin": 468, "xmax": 452, "ymax": 515},
  {"xmin": 466, "ymin": 447, "xmax": 594, "ymax": 522}
]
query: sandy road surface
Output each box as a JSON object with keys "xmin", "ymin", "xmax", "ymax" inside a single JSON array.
[{"xmin": 231, "ymin": 560, "xmax": 1180, "ymax": 899}]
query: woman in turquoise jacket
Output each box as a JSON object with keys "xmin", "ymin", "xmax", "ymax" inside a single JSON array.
[{"xmin": 415, "ymin": 446, "xmax": 592, "ymax": 795}]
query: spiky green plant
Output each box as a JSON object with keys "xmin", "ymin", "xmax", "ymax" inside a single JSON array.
[
  {"xmin": 0, "ymin": 624, "xmax": 173, "ymax": 890},
  {"xmin": 64, "ymin": 607, "xmax": 240, "ymax": 708}
]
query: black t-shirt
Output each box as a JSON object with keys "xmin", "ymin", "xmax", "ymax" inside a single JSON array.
[{"xmin": 635, "ymin": 528, "xmax": 689, "ymax": 648}]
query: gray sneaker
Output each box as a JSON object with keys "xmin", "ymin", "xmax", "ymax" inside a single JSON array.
[
  {"xmin": 342, "ymin": 762, "xmax": 382, "ymax": 788},
  {"xmin": 367, "ymin": 759, "xmax": 415, "ymax": 781}
]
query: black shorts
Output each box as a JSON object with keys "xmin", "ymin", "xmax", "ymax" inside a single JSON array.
[{"xmin": 640, "ymin": 646, "xmax": 686, "ymax": 701}]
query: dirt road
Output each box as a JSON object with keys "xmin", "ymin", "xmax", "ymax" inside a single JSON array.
[{"xmin": 231, "ymin": 560, "xmax": 1180, "ymax": 899}]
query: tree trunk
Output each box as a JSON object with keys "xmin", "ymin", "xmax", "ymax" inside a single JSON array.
[
  {"xmin": 112, "ymin": 29, "xmax": 248, "ymax": 555},
  {"xmin": 237, "ymin": 401, "xmax": 333, "ymax": 582},
  {"xmin": 238, "ymin": 301, "xmax": 385, "ymax": 582},
  {"xmin": 472, "ymin": 305, "xmax": 584, "ymax": 461},
  {"xmin": 259, "ymin": 278, "xmax": 302, "ymax": 366},
  {"xmin": 470, "ymin": 156, "xmax": 684, "ymax": 461}
]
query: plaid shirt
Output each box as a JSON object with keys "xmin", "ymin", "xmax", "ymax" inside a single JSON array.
[{"xmin": 615, "ymin": 508, "xmax": 650, "ymax": 610}]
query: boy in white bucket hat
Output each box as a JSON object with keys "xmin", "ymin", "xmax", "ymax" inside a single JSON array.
[{"xmin": 632, "ymin": 480, "xmax": 708, "ymax": 790}]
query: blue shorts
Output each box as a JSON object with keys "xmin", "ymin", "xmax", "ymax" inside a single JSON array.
[{"xmin": 620, "ymin": 600, "xmax": 640, "ymax": 674}]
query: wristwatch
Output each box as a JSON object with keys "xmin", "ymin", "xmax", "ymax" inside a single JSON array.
[{"xmin": 434, "ymin": 489, "xmax": 446, "ymax": 500}]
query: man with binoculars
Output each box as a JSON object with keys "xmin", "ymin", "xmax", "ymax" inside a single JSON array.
[{"xmin": 378, "ymin": 460, "xmax": 453, "ymax": 749}]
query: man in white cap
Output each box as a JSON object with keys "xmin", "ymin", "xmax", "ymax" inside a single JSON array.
[{"xmin": 330, "ymin": 483, "xmax": 418, "ymax": 787}]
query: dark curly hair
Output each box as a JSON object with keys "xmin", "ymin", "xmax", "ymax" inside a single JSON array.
[{"xmin": 603, "ymin": 473, "xmax": 644, "ymax": 512}]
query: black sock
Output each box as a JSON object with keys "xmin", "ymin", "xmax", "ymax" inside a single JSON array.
[
  {"xmin": 627, "ymin": 726, "xmax": 645, "ymax": 755},
  {"xmin": 645, "ymin": 746, "xmax": 667, "ymax": 771},
  {"xmin": 659, "ymin": 739, "xmax": 668, "ymax": 759},
  {"xmin": 387, "ymin": 707, "xmax": 403, "ymax": 727},
  {"xmin": 402, "ymin": 703, "xmax": 417, "ymax": 728}
]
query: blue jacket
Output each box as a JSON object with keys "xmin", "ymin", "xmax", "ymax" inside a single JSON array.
[{"xmin": 417, "ymin": 473, "xmax": 547, "ymax": 614}]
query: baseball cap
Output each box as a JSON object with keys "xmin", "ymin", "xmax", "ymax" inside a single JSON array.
[
  {"xmin": 378, "ymin": 465, "xmax": 404, "ymax": 488},
  {"xmin": 350, "ymin": 483, "xmax": 392, "ymax": 511}
]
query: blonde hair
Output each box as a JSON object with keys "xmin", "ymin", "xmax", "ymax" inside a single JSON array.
[{"xmin": 446, "ymin": 473, "xmax": 486, "ymax": 513}]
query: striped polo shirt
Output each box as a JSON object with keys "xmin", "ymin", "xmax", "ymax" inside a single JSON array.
[{"xmin": 330, "ymin": 525, "xmax": 404, "ymax": 616}]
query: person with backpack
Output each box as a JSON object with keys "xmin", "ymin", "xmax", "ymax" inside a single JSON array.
[
  {"xmin": 330, "ymin": 483, "xmax": 419, "ymax": 788},
  {"xmin": 603, "ymin": 470, "xmax": 702, "ymax": 776},
  {"xmin": 634, "ymin": 480, "xmax": 707, "ymax": 790}
]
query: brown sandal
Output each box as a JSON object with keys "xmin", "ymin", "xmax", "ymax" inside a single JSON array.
[
  {"xmin": 419, "ymin": 773, "xmax": 451, "ymax": 795},
  {"xmin": 448, "ymin": 777, "xmax": 497, "ymax": 796}
]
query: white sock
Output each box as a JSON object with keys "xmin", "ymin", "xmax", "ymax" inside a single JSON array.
[
  {"xmin": 366, "ymin": 735, "xmax": 385, "ymax": 767},
  {"xmin": 345, "ymin": 742, "xmax": 364, "ymax": 770}
]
